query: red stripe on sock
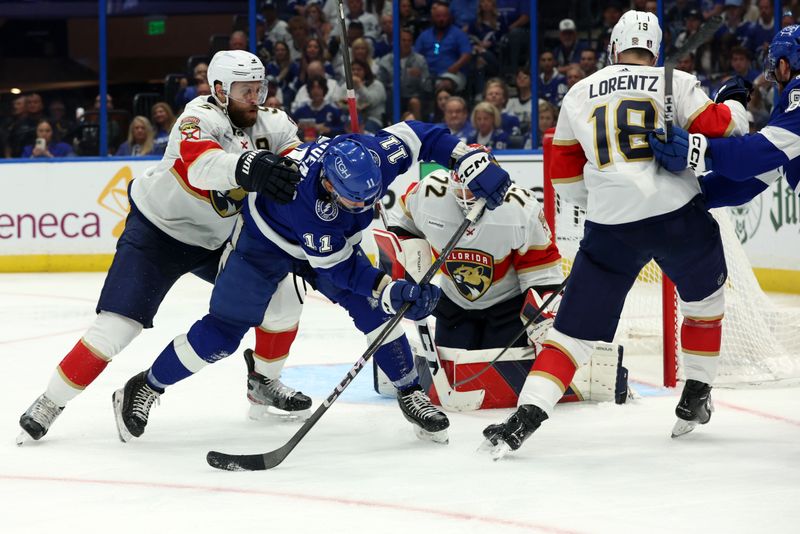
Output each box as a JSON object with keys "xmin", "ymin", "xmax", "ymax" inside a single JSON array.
[
  {"xmin": 58, "ymin": 340, "xmax": 109, "ymax": 388},
  {"xmin": 254, "ymin": 326, "xmax": 298, "ymax": 361},
  {"xmin": 681, "ymin": 318, "xmax": 722, "ymax": 354},
  {"xmin": 531, "ymin": 345, "xmax": 578, "ymax": 391}
]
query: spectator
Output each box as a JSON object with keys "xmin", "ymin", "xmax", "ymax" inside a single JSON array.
[
  {"xmin": 25, "ymin": 93, "xmax": 45, "ymax": 123},
  {"xmin": 3, "ymin": 95, "xmax": 29, "ymax": 158},
  {"xmin": 470, "ymin": 0, "xmax": 506, "ymax": 93},
  {"xmin": 351, "ymin": 37, "xmax": 378, "ymax": 76},
  {"xmin": 331, "ymin": 0, "xmax": 380, "ymax": 40},
  {"xmin": 377, "ymin": 27, "xmax": 431, "ymax": 120},
  {"xmin": 667, "ymin": 0, "xmax": 694, "ymax": 36},
  {"xmin": 373, "ymin": 13, "xmax": 393, "ymax": 59},
  {"xmin": 150, "ymin": 102, "xmax": 176, "ymax": 154},
  {"xmin": 48, "ymin": 99, "xmax": 76, "ymax": 145},
  {"xmin": 89, "ymin": 93, "xmax": 122, "ymax": 154},
  {"xmin": 175, "ymin": 62, "xmax": 209, "ymax": 110},
  {"xmin": 729, "ymin": 45, "xmax": 760, "ymax": 82},
  {"xmin": 599, "ymin": 2, "xmax": 623, "ymax": 34},
  {"xmin": 565, "ymin": 64, "xmax": 584, "ymax": 90},
  {"xmin": 675, "ymin": 8, "xmax": 713, "ymax": 74},
  {"xmin": 265, "ymin": 95, "xmax": 283, "ymax": 109},
  {"xmin": 537, "ymin": 101, "xmax": 558, "ymax": 149},
  {"xmin": 750, "ymin": 0, "xmax": 775, "ymax": 62},
  {"xmin": 287, "ymin": 16, "xmax": 310, "ymax": 61},
  {"xmin": 342, "ymin": 58, "xmax": 386, "ymax": 132},
  {"xmin": 294, "ymin": 77, "xmax": 345, "ymax": 139},
  {"xmin": 399, "ymin": 0, "xmax": 426, "ymax": 39},
  {"xmin": 292, "ymin": 60, "xmax": 339, "ymax": 112},
  {"xmin": 196, "ymin": 81, "xmax": 212, "ymax": 97},
  {"xmin": 6, "ymin": 93, "xmax": 44, "ymax": 157},
  {"xmin": 429, "ymin": 86, "xmax": 453, "ymax": 123},
  {"xmin": 782, "ymin": 9, "xmax": 796, "ymax": 28},
  {"xmin": 676, "ymin": 52, "xmax": 713, "ymax": 95},
  {"xmin": 504, "ymin": 67, "xmax": 532, "ymax": 134},
  {"xmin": 305, "ymin": 2, "xmax": 333, "ymax": 43},
  {"xmin": 483, "ymin": 78, "xmax": 521, "ymax": 136},
  {"xmin": 645, "ymin": 0, "xmax": 658, "ymax": 14},
  {"xmin": 115, "ymin": 115, "xmax": 159, "ymax": 157},
  {"xmin": 295, "ymin": 37, "xmax": 335, "ymax": 87},
  {"xmin": 414, "ymin": 1, "xmax": 472, "ymax": 91},
  {"xmin": 468, "ymin": 101, "xmax": 508, "ymax": 150},
  {"xmin": 553, "ymin": 18, "xmax": 588, "ymax": 74},
  {"xmin": 537, "ymin": 51, "xmax": 567, "ymax": 106},
  {"xmin": 716, "ymin": 0, "xmax": 755, "ymax": 71},
  {"xmin": 263, "ymin": 0, "xmax": 291, "ymax": 51},
  {"xmin": 579, "ymin": 49, "xmax": 598, "ymax": 77},
  {"xmin": 229, "ymin": 30, "xmax": 248, "ymax": 51},
  {"xmin": 21, "ymin": 119, "xmax": 73, "ymax": 158},
  {"xmin": 267, "ymin": 41, "xmax": 299, "ymax": 107},
  {"xmin": 496, "ymin": 0, "xmax": 531, "ymax": 79},
  {"xmin": 443, "ymin": 96, "xmax": 475, "ymax": 142}
]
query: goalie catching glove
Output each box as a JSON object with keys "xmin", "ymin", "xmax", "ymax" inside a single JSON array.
[
  {"xmin": 379, "ymin": 277, "xmax": 441, "ymax": 321},
  {"xmin": 520, "ymin": 288, "xmax": 562, "ymax": 346},
  {"xmin": 235, "ymin": 150, "xmax": 301, "ymax": 203}
]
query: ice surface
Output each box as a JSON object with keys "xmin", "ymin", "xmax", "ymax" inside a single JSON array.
[{"xmin": 2, "ymin": 273, "xmax": 799, "ymax": 534}]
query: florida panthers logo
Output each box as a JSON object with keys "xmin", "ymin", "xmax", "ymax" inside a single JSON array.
[
  {"xmin": 446, "ymin": 249, "xmax": 494, "ymax": 301},
  {"xmin": 210, "ymin": 187, "xmax": 248, "ymax": 217}
]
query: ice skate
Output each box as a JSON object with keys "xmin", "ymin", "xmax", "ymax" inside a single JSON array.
[
  {"xmin": 112, "ymin": 371, "xmax": 161, "ymax": 442},
  {"xmin": 481, "ymin": 404, "xmax": 548, "ymax": 460},
  {"xmin": 671, "ymin": 379, "xmax": 713, "ymax": 438},
  {"xmin": 17, "ymin": 394, "xmax": 64, "ymax": 445},
  {"xmin": 244, "ymin": 349, "xmax": 311, "ymax": 421},
  {"xmin": 397, "ymin": 384, "xmax": 449, "ymax": 444}
]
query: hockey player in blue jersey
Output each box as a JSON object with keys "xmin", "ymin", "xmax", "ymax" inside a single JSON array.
[
  {"xmin": 111, "ymin": 120, "xmax": 511, "ymax": 444},
  {"xmin": 649, "ymin": 25, "xmax": 800, "ymax": 206}
]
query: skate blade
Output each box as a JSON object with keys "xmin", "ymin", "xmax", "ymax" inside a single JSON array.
[
  {"xmin": 413, "ymin": 425, "xmax": 449, "ymax": 444},
  {"xmin": 247, "ymin": 404, "xmax": 310, "ymax": 422},
  {"xmin": 112, "ymin": 390, "xmax": 134, "ymax": 443},
  {"xmin": 489, "ymin": 441, "xmax": 513, "ymax": 461},
  {"xmin": 671, "ymin": 418, "xmax": 698, "ymax": 438}
]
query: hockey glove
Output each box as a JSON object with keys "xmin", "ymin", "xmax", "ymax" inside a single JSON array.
[
  {"xmin": 235, "ymin": 150, "xmax": 301, "ymax": 203},
  {"xmin": 520, "ymin": 288, "xmax": 561, "ymax": 346},
  {"xmin": 455, "ymin": 149, "xmax": 511, "ymax": 210},
  {"xmin": 648, "ymin": 127, "xmax": 710, "ymax": 176},
  {"xmin": 380, "ymin": 280, "xmax": 442, "ymax": 321},
  {"xmin": 713, "ymin": 76, "xmax": 753, "ymax": 107}
]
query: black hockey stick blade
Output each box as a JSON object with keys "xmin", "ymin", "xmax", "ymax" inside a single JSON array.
[{"xmin": 207, "ymin": 439, "xmax": 295, "ymax": 471}]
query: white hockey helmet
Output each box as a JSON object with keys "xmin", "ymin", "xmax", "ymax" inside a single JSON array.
[
  {"xmin": 207, "ymin": 50, "xmax": 267, "ymax": 107},
  {"xmin": 608, "ymin": 10, "xmax": 662, "ymax": 65}
]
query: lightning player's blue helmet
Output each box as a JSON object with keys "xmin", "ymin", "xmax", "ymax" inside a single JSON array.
[
  {"xmin": 765, "ymin": 24, "xmax": 800, "ymax": 83},
  {"xmin": 322, "ymin": 139, "xmax": 382, "ymax": 213}
]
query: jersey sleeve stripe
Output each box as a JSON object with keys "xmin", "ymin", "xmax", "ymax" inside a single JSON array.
[
  {"xmin": 552, "ymin": 138, "xmax": 579, "ymax": 146},
  {"xmin": 180, "ymin": 139, "xmax": 224, "ymax": 167},
  {"xmin": 170, "ymin": 165, "xmax": 210, "ymax": 200},
  {"xmin": 686, "ymin": 101, "xmax": 734, "ymax": 138},
  {"xmin": 760, "ymin": 125, "xmax": 800, "ymax": 160},
  {"xmin": 306, "ymin": 243, "xmax": 355, "ymax": 270},
  {"xmin": 550, "ymin": 142, "xmax": 587, "ymax": 182},
  {"xmin": 516, "ymin": 258, "xmax": 562, "ymax": 274}
]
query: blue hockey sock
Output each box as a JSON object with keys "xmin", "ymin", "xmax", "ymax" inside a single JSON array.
[{"xmin": 374, "ymin": 337, "xmax": 418, "ymax": 390}]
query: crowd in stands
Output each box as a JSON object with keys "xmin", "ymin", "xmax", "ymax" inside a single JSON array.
[{"xmin": 1, "ymin": 0, "xmax": 799, "ymax": 158}]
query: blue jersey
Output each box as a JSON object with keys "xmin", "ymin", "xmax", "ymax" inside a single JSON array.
[
  {"xmin": 293, "ymin": 103, "xmax": 345, "ymax": 137},
  {"xmin": 242, "ymin": 121, "xmax": 461, "ymax": 297},
  {"xmin": 702, "ymin": 77, "xmax": 800, "ymax": 207}
]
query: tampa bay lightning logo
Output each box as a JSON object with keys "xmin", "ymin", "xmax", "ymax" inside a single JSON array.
[
  {"xmin": 368, "ymin": 149, "xmax": 381, "ymax": 167},
  {"xmin": 315, "ymin": 199, "xmax": 338, "ymax": 221}
]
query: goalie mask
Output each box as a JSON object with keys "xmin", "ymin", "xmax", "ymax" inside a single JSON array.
[
  {"xmin": 445, "ymin": 168, "xmax": 478, "ymax": 215},
  {"xmin": 608, "ymin": 10, "xmax": 662, "ymax": 65}
]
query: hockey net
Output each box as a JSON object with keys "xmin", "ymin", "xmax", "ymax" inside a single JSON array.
[{"xmin": 542, "ymin": 131, "xmax": 800, "ymax": 387}]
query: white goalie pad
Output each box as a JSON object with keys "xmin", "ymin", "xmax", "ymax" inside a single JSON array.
[{"xmin": 570, "ymin": 342, "xmax": 627, "ymax": 403}]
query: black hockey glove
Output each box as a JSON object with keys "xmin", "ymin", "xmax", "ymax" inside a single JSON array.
[
  {"xmin": 235, "ymin": 151, "xmax": 301, "ymax": 204},
  {"xmin": 713, "ymin": 76, "xmax": 752, "ymax": 108}
]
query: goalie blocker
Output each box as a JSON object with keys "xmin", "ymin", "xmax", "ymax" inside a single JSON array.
[{"xmin": 372, "ymin": 228, "xmax": 629, "ymax": 409}]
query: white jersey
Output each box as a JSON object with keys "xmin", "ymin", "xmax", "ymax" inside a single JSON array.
[
  {"xmin": 130, "ymin": 96, "xmax": 300, "ymax": 250},
  {"xmin": 552, "ymin": 65, "xmax": 748, "ymax": 225},
  {"xmin": 391, "ymin": 171, "xmax": 563, "ymax": 310}
]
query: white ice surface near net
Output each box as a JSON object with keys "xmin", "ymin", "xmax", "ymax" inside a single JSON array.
[{"xmin": 2, "ymin": 273, "xmax": 800, "ymax": 534}]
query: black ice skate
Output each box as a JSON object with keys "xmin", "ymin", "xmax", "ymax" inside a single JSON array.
[
  {"xmin": 397, "ymin": 384, "xmax": 450, "ymax": 444},
  {"xmin": 481, "ymin": 404, "xmax": 548, "ymax": 460},
  {"xmin": 112, "ymin": 371, "xmax": 162, "ymax": 442},
  {"xmin": 244, "ymin": 349, "xmax": 311, "ymax": 420},
  {"xmin": 17, "ymin": 394, "xmax": 64, "ymax": 445},
  {"xmin": 671, "ymin": 379, "xmax": 713, "ymax": 438}
]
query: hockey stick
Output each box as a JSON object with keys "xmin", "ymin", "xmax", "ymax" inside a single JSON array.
[
  {"xmin": 206, "ymin": 198, "xmax": 487, "ymax": 471},
  {"xmin": 451, "ymin": 276, "xmax": 569, "ymax": 388},
  {"xmin": 663, "ymin": 14, "xmax": 724, "ymax": 139},
  {"xmin": 336, "ymin": 0, "xmax": 360, "ymax": 133},
  {"xmin": 372, "ymin": 227, "xmax": 485, "ymax": 411}
]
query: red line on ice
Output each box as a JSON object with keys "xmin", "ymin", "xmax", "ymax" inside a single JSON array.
[{"xmin": 0, "ymin": 474, "xmax": 581, "ymax": 534}]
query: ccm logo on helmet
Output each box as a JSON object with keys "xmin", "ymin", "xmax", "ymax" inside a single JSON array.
[
  {"xmin": 334, "ymin": 156, "xmax": 350, "ymax": 178},
  {"xmin": 687, "ymin": 135, "xmax": 703, "ymax": 172}
]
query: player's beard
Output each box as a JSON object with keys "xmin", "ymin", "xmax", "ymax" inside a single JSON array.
[{"xmin": 227, "ymin": 101, "xmax": 258, "ymax": 129}]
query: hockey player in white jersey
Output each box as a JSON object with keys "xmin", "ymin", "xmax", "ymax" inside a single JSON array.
[
  {"xmin": 18, "ymin": 50, "xmax": 306, "ymax": 443},
  {"xmin": 482, "ymin": 11, "xmax": 750, "ymax": 457}
]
